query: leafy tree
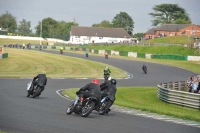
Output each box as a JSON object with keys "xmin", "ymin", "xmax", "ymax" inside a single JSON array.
[
  {"xmin": 35, "ymin": 18, "xmax": 78, "ymax": 40},
  {"xmin": 149, "ymin": 4, "xmax": 191, "ymax": 26},
  {"xmin": 0, "ymin": 11, "xmax": 17, "ymax": 32},
  {"xmin": 17, "ymin": 18, "xmax": 32, "ymax": 36},
  {"xmin": 173, "ymin": 18, "xmax": 191, "ymax": 24},
  {"xmin": 92, "ymin": 20, "xmax": 113, "ymax": 28},
  {"xmin": 112, "ymin": 12, "xmax": 134, "ymax": 36},
  {"xmin": 58, "ymin": 21, "xmax": 78, "ymax": 40},
  {"xmin": 133, "ymin": 33, "xmax": 144, "ymax": 38},
  {"xmin": 35, "ymin": 17, "xmax": 59, "ymax": 38}
]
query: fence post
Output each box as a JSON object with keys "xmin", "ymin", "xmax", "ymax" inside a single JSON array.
[{"xmin": 178, "ymin": 82, "xmax": 182, "ymax": 91}]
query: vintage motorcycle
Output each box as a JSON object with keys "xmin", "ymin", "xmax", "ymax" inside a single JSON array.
[
  {"xmin": 66, "ymin": 94, "xmax": 99, "ymax": 117},
  {"xmin": 27, "ymin": 81, "xmax": 43, "ymax": 98},
  {"xmin": 98, "ymin": 95, "xmax": 114, "ymax": 115}
]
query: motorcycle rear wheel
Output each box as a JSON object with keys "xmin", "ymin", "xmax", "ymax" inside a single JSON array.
[
  {"xmin": 99, "ymin": 100, "xmax": 113, "ymax": 115},
  {"xmin": 81, "ymin": 101, "xmax": 95, "ymax": 117}
]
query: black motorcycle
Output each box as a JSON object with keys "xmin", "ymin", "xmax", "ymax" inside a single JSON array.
[
  {"xmin": 98, "ymin": 95, "xmax": 114, "ymax": 115},
  {"xmin": 142, "ymin": 65, "xmax": 147, "ymax": 74},
  {"xmin": 27, "ymin": 81, "xmax": 43, "ymax": 98},
  {"xmin": 66, "ymin": 94, "xmax": 98, "ymax": 117},
  {"xmin": 86, "ymin": 53, "xmax": 88, "ymax": 58},
  {"xmin": 104, "ymin": 74, "xmax": 110, "ymax": 80}
]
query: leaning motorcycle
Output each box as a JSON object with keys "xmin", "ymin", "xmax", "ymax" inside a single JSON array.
[
  {"xmin": 66, "ymin": 94, "xmax": 98, "ymax": 117},
  {"xmin": 143, "ymin": 68, "xmax": 147, "ymax": 74},
  {"xmin": 98, "ymin": 95, "xmax": 114, "ymax": 115},
  {"xmin": 27, "ymin": 81, "xmax": 43, "ymax": 98}
]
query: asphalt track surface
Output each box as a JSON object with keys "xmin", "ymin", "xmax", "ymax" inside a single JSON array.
[{"xmin": 0, "ymin": 49, "xmax": 199, "ymax": 133}]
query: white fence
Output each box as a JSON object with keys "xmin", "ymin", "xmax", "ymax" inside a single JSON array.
[
  {"xmin": 157, "ymin": 81, "xmax": 200, "ymax": 109},
  {"xmin": 0, "ymin": 35, "xmax": 44, "ymax": 40}
]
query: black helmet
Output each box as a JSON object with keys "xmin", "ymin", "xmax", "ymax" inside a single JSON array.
[{"xmin": 110, "ymin": 79, "xmax": 117, "ymax": 85}]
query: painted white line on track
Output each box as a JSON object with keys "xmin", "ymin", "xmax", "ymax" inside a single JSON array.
[
  {"xmin": 137, "ymin": 114, "xmax": 147, "ymax": 116},
  {"xmin": 155, "ymin": 118, "xmax": 171, "ymax": 120},
  {"xmin": 20, "ymin": 77, "xmax": 32, "ymax": 79},
  {"xmin": 56, "ymin": 89, "xmax": 73, "ymax": 101},
  {"xmin": 51, "ymin": 78, "xmax": 65, "ymax": 79}
]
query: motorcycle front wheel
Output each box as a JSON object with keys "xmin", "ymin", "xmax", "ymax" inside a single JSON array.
[
  {"xmin": 32, "ymin": 87, "xmax": 41, "ymax": 98},
  {"xmin": 66, "ymin": 101, "xmax": 75, "ymax": 115},
  {"xmin": 27, "ymin": 91, "xmax": 31, "ymax": 97}
]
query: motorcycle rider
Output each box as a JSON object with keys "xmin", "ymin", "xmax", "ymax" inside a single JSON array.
[
  {"xmin": 105, "ymin": 52, "xmax": 108, "ymax": 59},
  {"xmin": 85, "ymin": 50, "xmax": 88, "ymax": 57},
  {"xmin": 76, "ymin": 79, "xmax": 101, "ymax": 106},
  {"xmin": 104, "ymin": 66, "xmax": 111, "ymax": 80},
  {"xmin": 31, "ymin": 71, "xmax": 47, "ymax": 96},
  {"xmin": 39, "ymin": 44, "xmax": 42, "ymax": 50},
  {"xmin": 142, "ymin": 65, "xmax": 147, "ymax": 74},
  {"xmin": 100, "ymin": 78, "xmax": 117, "ymax": 114},
  {"xmin": 60, "ymin": 46, "xmax": 64, "ymax": 54}
]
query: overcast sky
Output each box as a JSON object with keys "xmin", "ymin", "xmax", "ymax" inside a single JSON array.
[{"xmin": 0, "ymin": 0, "xmax": 199, "ymax": 34}]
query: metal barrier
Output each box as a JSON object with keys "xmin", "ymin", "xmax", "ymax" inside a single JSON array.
[{"xmin": 157, "ymin": 81, "xmax": 200, "ymax": 109}]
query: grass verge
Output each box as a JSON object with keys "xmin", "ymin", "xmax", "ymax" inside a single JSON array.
[
  {"xmin": 78, "ymin": 45, "xmax": 197, "ymax": 55},
  {"xmin": 0, "ymin": 48, "xmax": 126, "ymax": 78},
  {"xmin": 0, "ymin": 38, "xmax": 41, "ymax": 45},
  {"xmin": 62, "ymin": 87, "xmax": 200, "ymax": 122}
]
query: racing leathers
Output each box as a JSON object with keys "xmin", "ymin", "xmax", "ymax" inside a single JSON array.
[
  {"xmin": 100, "ymin": 80, "xmax": 117, "ymax": 101},
  {"xmin": 103, "ymin": 68, "xmax": 111, "ymax": 80},
  {"xmin": 76, "ymin": 83, "xmax": 101, "ymax": 105},
  {"xmin": 32, "ymin": 74, "xmax": 47, "ymax": 92}
]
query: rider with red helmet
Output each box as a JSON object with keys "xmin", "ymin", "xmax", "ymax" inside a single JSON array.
[{"xmin": 76, "ymin": 79, "xmax": 101, "ymax": 105}]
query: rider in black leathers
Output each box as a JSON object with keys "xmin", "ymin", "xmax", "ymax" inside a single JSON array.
[
  {"xmin": 100, "ymin": 78, "xmax": 117, "ymax": 113},
  {"xmin": 31, "ymin": 71, "xmax": 47, "ymax": 95},
  {"xmin": 142, "ymin": 65, "xmax": 147, "ymax": 74},
  {"xmin": 76, "ymin": 79, "xmax": 101, "ymax": 105}
]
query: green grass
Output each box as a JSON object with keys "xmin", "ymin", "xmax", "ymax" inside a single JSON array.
[
  {"xmin": 78, "ymin": 45, "xmax": 197, "ymax": 56},
  {"xmin": 143, "ymin": 36, "xmax": 195, "ymax": 44},
  {"xmin": 0, "ymin": 48, "xmax": 126, "ymax": 78},
  {"xmin": 65, "ymin": 49, "xmax": 200, "ymax": 74},
  {"xmin": 0, "ymin": 38, "xmax": 41, "ymax": 45},
  {"xmin": 1, "ymin": 46, "xmax": 200, "ymax": 122},
  {"xmin": 62, "ymin": 87, "xmax": 200, "ymax": 122}
]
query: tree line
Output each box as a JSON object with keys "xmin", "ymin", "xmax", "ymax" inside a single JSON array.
[{"xmin": 0, "ymin": 4, "xmax": 192, "ymax": 40}]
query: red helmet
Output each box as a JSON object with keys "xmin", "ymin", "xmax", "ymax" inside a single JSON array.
[{"xmin": 92, "ymin": 79, "xmax": 100, "ymax": 85}]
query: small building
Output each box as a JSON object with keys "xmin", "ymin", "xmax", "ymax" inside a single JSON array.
[
  {"xmin": 144, "ymin": 24, "xmax": 200, "ymax": 39},
  {"xmin": 144, "ymin": 28, "xmax": 157, "ymax": 39},
  {"xmin": 69, "ymin": 26, "xmax": 132, "ymax": 44}
]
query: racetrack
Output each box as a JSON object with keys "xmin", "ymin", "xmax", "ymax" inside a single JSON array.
[{"xmin": 0, "ymin": 49, "xmax": 199, "ymax": 133}]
